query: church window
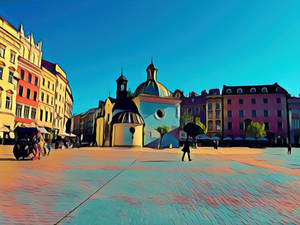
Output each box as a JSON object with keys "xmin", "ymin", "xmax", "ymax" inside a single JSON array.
[{"xmin": 155, "ymin": 109, "xmax": 165, "ymax": 120}]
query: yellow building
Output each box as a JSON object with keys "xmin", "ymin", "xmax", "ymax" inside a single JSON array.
[
  {"xmin": 41, "ymin": 60, "xmax": 69, "ymax": 137},
  {"xmin": 0, "ymin": 17, "xmax": 22, "ymax": 140},
  {"xmin": 37, "ymin": 66, "xmax": 57, "ymax": 132}
]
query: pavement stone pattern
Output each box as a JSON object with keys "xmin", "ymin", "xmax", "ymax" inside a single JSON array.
[{"xmin": 0, "ymin": 147, "xmax": 299, "ymax": 225}]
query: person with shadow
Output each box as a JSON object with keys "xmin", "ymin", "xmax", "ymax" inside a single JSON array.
[{"xmin": 182, "ymin": 138, "xmax": 192, "ymax": 162}]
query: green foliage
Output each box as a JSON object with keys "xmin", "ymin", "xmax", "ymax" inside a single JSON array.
[
  {"xmin": 127, "ymin": 88, "xmax": 134, "ymax": 97},
  {"xmin": 195, "ymin": 121, "xmax": 207, "ymax": 134},
  {"xmin": 246, "ymin": 121, "xmax": 266, "ymax": 138},
  {"xmin": 156, "ymin": 126, "xmax": 170, "ymax": 149},
  {"xmin": 180, "ymin": 114, "xmax": 192, "ymax": 120}
]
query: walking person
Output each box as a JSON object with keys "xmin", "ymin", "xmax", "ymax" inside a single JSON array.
[{"xmin": 181, "ymin": 138, "xmax": 192, "ymax": 162}]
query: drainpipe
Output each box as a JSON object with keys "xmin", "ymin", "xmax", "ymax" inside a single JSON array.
[{"xmin": 286, "ymin": 94, "xmax": 291, "ymax": 154}]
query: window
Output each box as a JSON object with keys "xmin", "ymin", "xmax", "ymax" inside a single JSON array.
[
  {"xmin": 237, "ymin": 88, "xmax": 243, "ymax": 94},
  {"xmin": 264, "ymin": 122, "xmax": 269, "ymax": 130},
  {"xmin": 216, "ymin": 103, "xmax": 220, "ymax": 110},
  {"xmin": 264, "ymin": 110, "xmax": 268, "ymax": 117},
  {"xmin": 48, "ymin": 81, "xmax": 50, "ymax": 89},
  {"xmin": 51, "ymin": 97, "xmax": 53, "ymax": 105},
  {"xmin": 250, "ymin": 88, "xmax": 256, "ymax": 94},
  {"xmin": 262, "ymin": 87, "xmax": 268, "ymax": 93},
  {"xmin": 26, "ymin": 89, "xmax": 31, "ymax": 99},
  {"xmin": 239, "ymin": 99, "xmax": 243, "ymax": 105},
  {"xmin": 263, "ymin": 98, "xmax": 268, "ymax": 104},
  {"xmin": 8, "ymin": 71, "xmax": 13, "ymax": 83},
  {"xmin": 228, "ymin": 110, "xmax": 232, "ymax": 118},
  {"xmin": 278, "ymin": 122, "xmax": 282, "ymax": 130},
  {"xmin": 0, "ymin": 45, "xmax": 5, "ymax": 58},
  {"xmin": 59, "ymin": 94, "xmax": 61, "ymax": 101},
  {"xmin": 208, "ymin": 111, "xmax": 212, "ymax": 119},
  {"xmin": 50, "ymin": 112, "xmax": 52, "ymax": 122},
  {"xmin": 33, "ymin": 91, "xmax": 37, "ymax": 101},
  {"xmin": 276, "ymin": 98, "xmax": 281, "ymax": 103},
  {"xmin": 45, "ymin": 111, "xmax": 48, "ymax": 122},
  {"xmin": 277, "ymin": 110, "xmax": 282, "ymax": 117},
  {"xmin": 35, "ymin": 77, "xmax": 38, "ymax": 86},
  {"xmin": 226, "ymin": 89, "xmax": 232, "ymax": 94},
  {"xmin": 239, "ymin": 122, "xmax": 244, "ymax": 130},
  {"xmin": 239, "ymin": 110, "xmax": 244, "ymax": 118},
  {"xmin": 31, "ymin": 108, "xmax": 36, "ymax": 120},
  {"xmin": 55, "ymin": 93, "xmax": 57, "ymax": 99},
  {"xmin": 155, "ymin": 109, "xmax": 165, "ymax": 120},
  {"xmin": 208, "ymin": 103, "xmax": 212, "ymax": 111},
  {"xmin": 10, "ymin": 51, "xmax": 16, "ymax": 64},
  {"xmin": 24, "ymin": 106, "xmax": 30, "ymax": 119},
  {"xmin": 0, "ymin": 67, "xmax": 3, "ymax": 80},
  {"xmin": 52, "ymin": 84, "xmax": 54, "ymax": 91},
  {"xmin": 28, "ymin": 73, "xmax": 32, "ymax": 83},
  {"xmin": 252, "ymin": 110, "xmax": 256, "ymax": 117},
  {"xmin": 46, "ymin": 94, "xmax": 49, "ymax": 104},
  {"xmin": 216, "ymin": 110, "xmax": 220, "ymax": 119},
  {"xmin": 251, "ymin": 98, "xmax": 256, "ymax": 104},
  {"xmin": 228, "ymin": 122, "xmax": 232, "ymax": 130},
  {"xmin": 19, "ymin": 85, "xmax": 23, "ymax": 97},
  {"xmin": 208, "ymin": 121, "xmax": 213, "ymax": 131},
  {"xmin": 216, "ymin": 120, "xmax": 221, "ymax": 131},
  {"xmin": 40, "ymin": 109, "xmax": 43, "ymax": 121},
  {"xmin": 276, "ymin": 87, "xmax": 281, "ymax": 93},
  {"xmin": 5, "ymin": 96, "xmax": 11, "ymax": 109},
  {"xmin": 41, "ymin": 92, "xmax": 44, "ymax": 102},
  {"xmin": 20, "ymin": 70, "xmax": 25, "ymax": 80},
  {"xmin": 227, "ymin": 99, "xmax": 231, "ymax": 105},
  {"xmin": 16, "ymin": 104, "xmax": 22, "ymax": 117}
]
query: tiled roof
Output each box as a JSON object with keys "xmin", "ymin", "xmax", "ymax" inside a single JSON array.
[{"xmin": 222, "ymin": 83, "xmax": 288, "ymax": 95}]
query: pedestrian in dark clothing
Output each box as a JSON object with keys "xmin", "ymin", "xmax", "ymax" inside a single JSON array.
[{"xmin": 182, "ymin": 139, "xmax": 192, "ymax": 161}]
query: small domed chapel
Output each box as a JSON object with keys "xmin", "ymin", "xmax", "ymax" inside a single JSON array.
[{"xmin": 96, "ymin": 61, "xmax": 181, "ymax": 148}]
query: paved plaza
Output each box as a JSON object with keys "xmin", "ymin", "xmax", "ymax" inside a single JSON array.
[{"xmin": 0, "ymin": 146, "xmax": 300, "ymax": 225}]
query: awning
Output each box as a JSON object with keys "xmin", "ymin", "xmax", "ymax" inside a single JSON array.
[{"xmin": 38, "ymin": 127, "xmax": 50, "ymax": 134}]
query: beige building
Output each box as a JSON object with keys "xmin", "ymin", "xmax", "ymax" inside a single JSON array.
[
  {"xmin": 0, "ymin": 17, "xmax": 21, "ymax": 140},
  {"xmin": 206, "ymin": 89, "xmax": 222, "ymax": 137}
]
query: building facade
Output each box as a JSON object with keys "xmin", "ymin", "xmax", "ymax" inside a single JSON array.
[
  {"xmin": 222, "ymin": 83, "xmax": 289, "ymax": 144},
  {"xmin": 206, "ymin": 89, "xmax": 222, "ymax": 137},
  {"xmin": 37, "ymin": 66, "xmax": 56, "ymax": 132},
  {"xmin": 0, "ymin": 17, "xmax": 21, "ymax": 140},
  {"xmin": 288, "ymin": 97, "xmax": 300, "ymax": 145},
  {"xmin": 15, "ymin": 25, "xmax": 42, "ymax": 128}
]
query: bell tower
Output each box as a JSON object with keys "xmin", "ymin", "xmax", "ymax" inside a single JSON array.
[{"xmin": 116, "ymin": 70, "xmax": 128, "ymax": 99}]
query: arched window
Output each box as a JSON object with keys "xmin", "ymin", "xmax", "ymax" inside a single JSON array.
[
  {"xmin": 262, "ymin": 87, "xmax": 268, "ymax": 93},
  {"xmin": 237, "ymin": 88, "xmax": 243, "ymax": 94},
  {"xmin": 250, "ymin": 88, "xmax": 256, "ymax": 94},
  {"xmin": 276, "ymin": 87, "xmax": 281, "ymax": 93},
  {"xmin": 226, "ymin": 89, "xmax": 232, "ymax": 94}
]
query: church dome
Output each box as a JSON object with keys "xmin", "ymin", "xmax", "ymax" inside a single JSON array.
[
  {"xmin": 134, "ymin": 80, "xmax": 171, "ymax": 97},
  {"xmin": 112, "ymin": 111, "xmax": 144, "ymax": 125},
  {"xmin": 134, "ymin": 61, "xmax": 172, "ymax": 97}
]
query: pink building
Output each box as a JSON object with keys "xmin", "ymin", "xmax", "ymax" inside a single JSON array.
[{"xmin": 222, "ymin": 83, "xmax": 289, "ymax": 144}]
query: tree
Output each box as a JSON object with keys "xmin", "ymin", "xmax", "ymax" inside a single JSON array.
[
  {"xmin": 245, "ymin": 121, "xmax": 266, "ymax": 138},
  {"xmin": 183, "ymin": 122, "xmax": 205, "ymax": 139},
  {"xmin": 156, "ymin": 125, "xmax": 169, "ymax": 149},
  {"xmin": 195, "ymin": 121, "xmax": 207, "ymax": 134}
]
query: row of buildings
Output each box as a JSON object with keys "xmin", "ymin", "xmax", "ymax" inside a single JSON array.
[
  {"xmin": 0, "ymin": 17, "xmax": 73, "ymax": 142},
  {"xmin": 72, "ymin": 60, "xmax": 299, "ymax": 148}
]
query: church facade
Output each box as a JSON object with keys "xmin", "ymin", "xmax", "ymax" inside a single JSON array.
[{"xmin": 96, "ymin": 61, "xmax": 181, "ymax": 148}]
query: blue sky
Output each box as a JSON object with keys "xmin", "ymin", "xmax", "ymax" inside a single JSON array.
[{"xmin": 1, "ymin": 0, "xmax": 300, "ymax": 114}]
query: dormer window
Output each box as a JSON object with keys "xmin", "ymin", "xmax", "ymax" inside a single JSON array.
[
  {"xmin": 237, "ymin": 88, "xmax": 243, "ymax": 94},
  {"xmin": 226, "ymin": 89, "xmax": 232, "ymax": 94},
  {"xmin": 262, "ymin": 87, "xmax": 268, "ymax": 93},
  {"xmin": 276, "ymin": 87, "xmax": 281, "ymax": 93},
  {"xmin": 250, "ymin": 88, "xmax": 256, "ymax": 94}
]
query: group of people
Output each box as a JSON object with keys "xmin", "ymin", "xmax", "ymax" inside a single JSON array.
[{"xmin": 26, "ymin": 131, "xmax": 51, "ymax": 160}]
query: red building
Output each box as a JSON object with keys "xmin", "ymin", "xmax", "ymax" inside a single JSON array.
[
  {"xmin": 15, "ymin": 56, "xmax": 41, "ymax": 127},
  {"xmin": 222, "ymin": 83, "xmax": 289, "ymax": 144}
]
